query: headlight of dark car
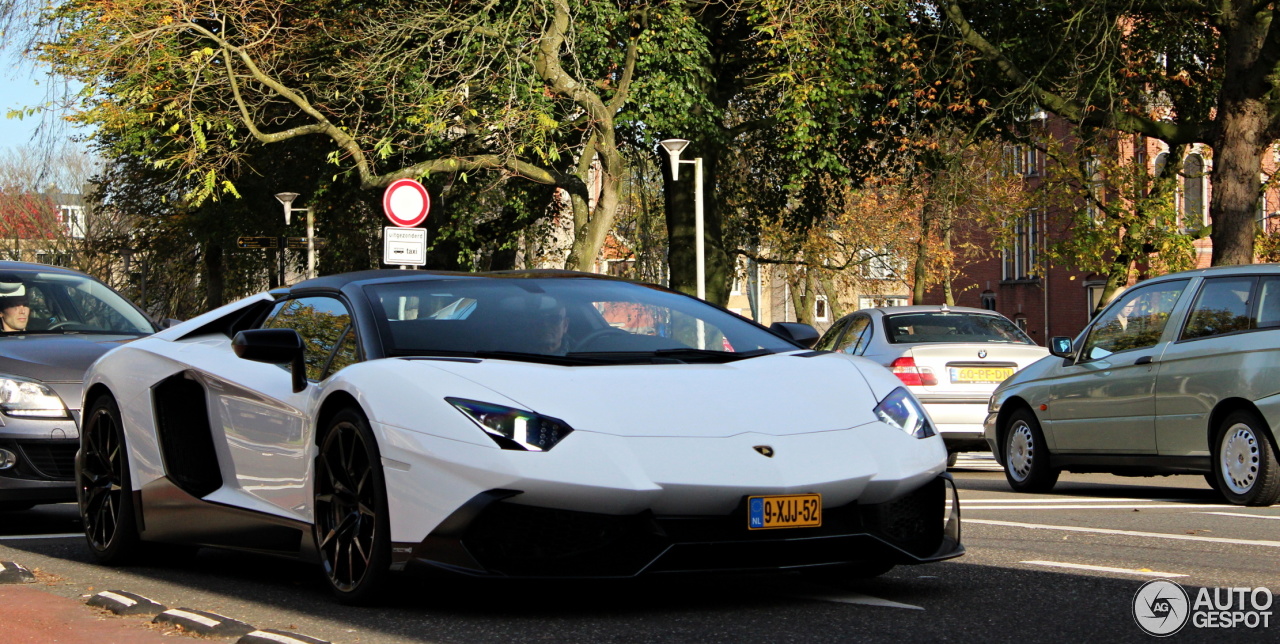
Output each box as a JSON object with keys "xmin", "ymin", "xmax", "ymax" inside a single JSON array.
[
  {"xmin": 447, "ymin": 398, "xmax": 574, "ymax": 451},
  {"xmin": 0, "ymin": 375, "xmax": 70, "ymax": 418},
  {"xmin": 873, "ymin": 387, "xmax": 935, "ymax": 439}
]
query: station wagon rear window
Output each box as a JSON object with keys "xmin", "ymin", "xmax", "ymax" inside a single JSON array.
[{"xmin": 884, "ymin": 312, "xmax": 1034, "ymax": 345}]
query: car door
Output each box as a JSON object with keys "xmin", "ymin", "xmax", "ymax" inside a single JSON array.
[
  {"xmin": 1155, "ymin": 275, "xmax": 1261, "ymax": 456},
  {"xmin": 1048, "ymin": 279, "xmax": 1190, "ymax": 453},
  {"xmin": 204, "ymin": 295, "xmax": 361, "ymax": 519}
]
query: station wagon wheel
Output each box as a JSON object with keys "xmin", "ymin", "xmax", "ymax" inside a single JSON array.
[
  {"xmin": 1211, "ymin": 410, "xmax": 1280, "ymax": 507},
  {"xmin": 1002, "ymin": 407, "xmax": 1059, "ymax": 493},
  {"xmin": 77, "ymin": 394, "xmax": 141, "ymax": 564},
  {"xmin": 314, "ymin": 408, "xmax": 391, "ymax": 604}
]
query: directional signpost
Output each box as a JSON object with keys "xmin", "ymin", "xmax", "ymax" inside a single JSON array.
[
  {"xmin": 237, "ymin": 236, "xmax": 279, "ymax": 250},
  {"xmin": 286, "ymin": 237, "xmax": 328, "ymax": 250},
  {"xmin": 382, "ymin": 179, "xmax": 430, "ymax": 268}
]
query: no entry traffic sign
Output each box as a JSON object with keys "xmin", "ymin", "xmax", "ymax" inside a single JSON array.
[{"xmin": 382, "ymin": 178, "xmax": 430, "ymax": 227}]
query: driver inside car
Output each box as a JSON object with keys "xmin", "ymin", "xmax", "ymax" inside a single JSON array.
[{"xmin": 0, "ymin": 278, "xmax": 30, "ymax": 332}]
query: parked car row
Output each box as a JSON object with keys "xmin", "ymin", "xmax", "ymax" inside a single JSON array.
[
  {"xmin": 987, "ymin": 264, "xmax": 1280, "ymax": 506},
  {"xmin": 1, "ymin": 260, "xmax": 1277, "ymax": 606}
]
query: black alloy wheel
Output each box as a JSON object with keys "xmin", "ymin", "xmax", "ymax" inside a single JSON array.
[
  {"xmin": 78, "ymin": 394, "xmax": 141, "ymax": 563},
  {"xmin": 314, "ymin": 408, "xmax": 391, "ymax": 604},
  {"xmin": 1002, "ymin": 407, "xmax": 1060, "ymax": 493}
]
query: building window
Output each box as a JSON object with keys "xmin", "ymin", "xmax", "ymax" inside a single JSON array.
[
  {"xmin": 1086, "ymin": 282, "xmax": 1107, "ymax": 319},
  {"xmin": 858, "ymin": 296, "xmax": 909, "ymax": 309},
  {"xmin": 1183, "ymin": 154, "xmax": 1205, "ymax": 230},
  {"xmin": 859, "ymin": 249, "xmax": 901, "ymax": 280},
  {"xmin": 36, "ymin": 252, "xmax": 72, "ymax": 267},
  {"xmin": 58, "ymin": 205, "xmax": 85, "ymax": 240},
  {"xmin": 815, "ymin": 295, "xmax": 829, "ymax": 322},
  {"xmin": 980, "ymin": 291, "xmax": 997, "ymax": 311},
  {"xmin": 1002, "ymin": 210, "xmax": 1041, "ymax": 280},
  {"xmin": 1014, "ymin": 316, "xmax": 1028, "ymax": 331}
]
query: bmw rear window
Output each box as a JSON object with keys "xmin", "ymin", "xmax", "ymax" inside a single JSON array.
[{"xmin": 884, "ymin": 312, "xmax": 1034, "ymax": 344}]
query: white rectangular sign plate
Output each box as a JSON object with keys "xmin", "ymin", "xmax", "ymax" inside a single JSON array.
[{"xmin": 383, "ymin": 227, "xmax": 427, "ymax": 266}]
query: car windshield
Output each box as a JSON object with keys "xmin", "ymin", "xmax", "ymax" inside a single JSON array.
[
  {"xmin": 364, "ymin": 278, "xmax": 798, "ymax": 364},
  {"xmin": 0, "ymin": 270, "xmax": 154, "ymax": 336},
  {"xmin": 884, "ymin": 312, "xmax": 1034, "ymax": 345}
]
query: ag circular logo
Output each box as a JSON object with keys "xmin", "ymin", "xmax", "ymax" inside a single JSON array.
[{"xmin": 1133, "ymin": 579, "xmax": 1191, "ymax": 636}]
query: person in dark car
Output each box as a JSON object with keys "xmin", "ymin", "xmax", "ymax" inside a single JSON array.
[{"xmin": 0, "ymin": 278, "xmax": 29, "ymax": 332}]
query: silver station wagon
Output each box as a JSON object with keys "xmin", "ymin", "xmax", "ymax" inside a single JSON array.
[{"xmin": 985, "ymin": 265, "xmax": 1280, "ymax": 506}]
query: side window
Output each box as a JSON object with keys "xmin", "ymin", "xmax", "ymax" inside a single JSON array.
[
  {"xmin": 1182, "ymin": 277, "xmax": 1256, "ymax": 340},
  {"xmin": 1254, "ymin": 278, "xmax": 1280, "ymax": 329},
  {"xmin": 261, "ymin": 296, "xmax": 356, "ymax": 381},
  {"xmin": 814, "ymin": 317, "xmax": 851, "ymax": 352},
  {"xmin": 835, "ymin": 316, "xmax": 871, "ymax": 355},
  {"xmin": 1081, "ymin": 280, "xmax": 1187, "ymax": 361},
  {"xmin": 323, "ymin": 326, "xmax": 360, "ymax": 378}
]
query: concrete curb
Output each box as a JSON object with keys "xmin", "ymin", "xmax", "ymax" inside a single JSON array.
[
  {"xmin": 239, "ymin": 629, "xmax": 333, "ymax": 644},
  {"xmin": 87, "ymin": 589, "xmax": 167, "ymax": 616},
  {"xmin": 0, "ymin": 560, "xmax": 35, "ymax": 583},
  {"xmin": 154, "ymin": 608, "xmax": 256, "ymax": 638}
]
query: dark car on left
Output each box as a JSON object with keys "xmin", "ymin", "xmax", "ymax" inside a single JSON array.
[{"xmin": 0, "ymin": 261, "xmax": 158, "ymax": 511}]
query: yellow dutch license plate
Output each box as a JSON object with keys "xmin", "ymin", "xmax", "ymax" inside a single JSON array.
[
  {"xmin": 950, "ymin": 367, "xmax": 1014, "ymax": 384},
  {"xmin": 747, "ymin": 494, "xmax": 822, "ymax": 530}
]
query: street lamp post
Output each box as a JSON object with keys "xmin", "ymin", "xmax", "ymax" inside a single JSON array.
[
  {"xmin": 274, "ymin": 192, "xmax": 316, "ymax": 281},
  {"xmin": 660, "ymin": 139, "xmax": 707, "ymax": 350},
  {"xmin": 658, "ymin": 139, "xmax": 705, "ymax": 302}
]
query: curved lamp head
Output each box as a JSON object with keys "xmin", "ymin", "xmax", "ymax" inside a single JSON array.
[
  {"xmin": 658, "ymin": 139, "xmax": 691, "ymax": 180},
  {"xmin": 275, "ymin": 192, "xmax": 300, "ymax": 225}
]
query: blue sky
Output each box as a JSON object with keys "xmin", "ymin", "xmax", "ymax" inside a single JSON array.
[{"xmin": 0, "ymin": 48, "xmax": 86, "ymax": 153}]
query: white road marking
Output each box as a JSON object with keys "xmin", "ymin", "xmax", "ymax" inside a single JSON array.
[
  {"xmin": 968, "ymin": 519, "xmax": 1280, "ymax": 548},
  {"xmin": 0, "ymin": 533, "xmax": 82, "ymax": 541},
  {"xmin": 1020, "ymin": 560, "xmax": 1188, "ymax": 578},
  {"xmin": 163, "ymin": 609, "xmax": 221, "ymax": 628},
  {"xmin": 963, "ymin": 504, "xmax": 1231, "ymax": 510},
  {"xmin": 796, "ymin": 591, "xmax": 924, "ymax": 611},
  {"xmin": 1192, "ymin": 512, "xmax": 1280, "ymax": 522}
]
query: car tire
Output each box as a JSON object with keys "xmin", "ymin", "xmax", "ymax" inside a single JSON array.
[
  {"xmin": 77, "ymin": 394, "xmax": 143, "ymax": 564},
  {"xmin": 1002, "ymin": 407, "xmax": 1059, "ymax": 493},
  {"xmin": 946, "ymin": 452, "xmax": 959, "ymax": 468},
  {"xmin": 1211, "ymin": 410, "xmax": 1280, "ymax": 507},
  {"xmin": 314, "ymin": 407, "xmax": 392, "ymax": 604}
]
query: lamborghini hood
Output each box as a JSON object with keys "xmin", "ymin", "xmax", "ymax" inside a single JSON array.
[{"xmin": 418, "ymin": 351, "xmax": 884, "ymax": 438}]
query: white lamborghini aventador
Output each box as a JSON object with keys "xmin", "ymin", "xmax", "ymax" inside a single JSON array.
[{"xmin": 76, "ymin": 269, "xmax": 962, "ymax": 603}]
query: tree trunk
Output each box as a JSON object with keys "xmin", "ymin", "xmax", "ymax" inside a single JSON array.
[
  {"xmin": 913, "ymin": 198, "xmax": 938, "ymax": 304},
  {"xmin": 203, "ymin": 242, "xmax": 225, "ymax": 310},
  {"xmin": 1208, "ymin": 101, "xmax": 1267, "ymax": 266}
]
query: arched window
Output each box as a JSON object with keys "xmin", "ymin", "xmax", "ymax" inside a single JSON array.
[{"xmin": 1183, "ymin": 153, "xmax": 1204, "ymax": 228}]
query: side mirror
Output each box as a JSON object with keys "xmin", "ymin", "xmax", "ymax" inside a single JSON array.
[
  {"xmin": 770, "ymin": 322, "xmax": 821, "ymax": 349},
  {"xmin": 232, "ymin": 329, "xmax": 308, "ymax": 393},
  {"xmin": 1049, "ymin": 336, "xmax": 1075, "ymax": 359}
]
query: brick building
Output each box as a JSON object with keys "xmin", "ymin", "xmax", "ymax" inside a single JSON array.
[{"xmin": 925, "ymin": 115, "xmax": 1273, "ymax": 345}]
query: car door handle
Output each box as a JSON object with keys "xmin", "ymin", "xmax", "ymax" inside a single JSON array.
[{"xmin": 1134, "ymin": 355, "xmax": 1153, "ymax": 365}]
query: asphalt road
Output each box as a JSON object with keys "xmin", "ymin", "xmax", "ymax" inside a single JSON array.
[{"xmin": 1, "ymin": 455, "xmax": 1276, "ymax": 643}]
